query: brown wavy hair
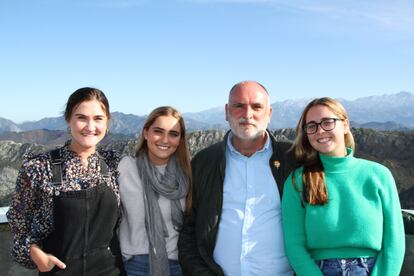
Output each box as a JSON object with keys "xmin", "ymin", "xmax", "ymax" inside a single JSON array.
[
  {"xmin": 136, "ymin": 106, "xmax": 193, "ymax": 210},
  {"xmin": 293, "ymin": 97, "xmax": 355, "ymax": 205}
]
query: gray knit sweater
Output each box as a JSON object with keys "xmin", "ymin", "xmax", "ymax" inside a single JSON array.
[{"xmin": 117, "ymin": 155, "xmax": 185, "ymax": 261}]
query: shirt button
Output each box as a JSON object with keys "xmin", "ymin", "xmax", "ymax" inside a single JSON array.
[{"xmin": 341, "ymin": 259, "xmax": 346, "ymax": 264}]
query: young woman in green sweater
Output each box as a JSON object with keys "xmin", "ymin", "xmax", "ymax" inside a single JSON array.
[{"xmin": 282, "ymin": 97, "xmax": 405, "ymax": 275}]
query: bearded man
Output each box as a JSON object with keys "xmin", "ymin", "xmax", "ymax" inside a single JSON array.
[{"xmin": 178, "ymin": 81, "xmax": 296, "ymax": 276}]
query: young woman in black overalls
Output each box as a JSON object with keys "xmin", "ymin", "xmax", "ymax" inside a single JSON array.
[{"xmin": 7, "ymin": 87, "xmax": 124, "ymax": 275}]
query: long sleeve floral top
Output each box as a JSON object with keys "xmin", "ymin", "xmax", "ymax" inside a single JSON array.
[{"xmin": 6, "ymin": 142, "xmax": 120, "ymax": 268}]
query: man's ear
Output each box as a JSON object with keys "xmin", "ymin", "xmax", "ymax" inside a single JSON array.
[{"xmin": 225, "ymin": 104, "xmax": 229, "ymax": 122}]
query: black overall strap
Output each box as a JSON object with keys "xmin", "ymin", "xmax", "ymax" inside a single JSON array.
[
  {"xmin": 50, "ymin": 148, "xmax": 64, "ymax": 186},
  {"xmin": 99, "ymin": 157, "xmax": 110, "ymax": 178}
]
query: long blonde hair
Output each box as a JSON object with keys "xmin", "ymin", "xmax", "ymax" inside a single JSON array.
[
  {"xmin": 136, "ymin": 106, "xmax": 193, "ymax": 210},
  {"xmin": 293, "ymin": 97, "xmax": 355, "ymax": 205}
]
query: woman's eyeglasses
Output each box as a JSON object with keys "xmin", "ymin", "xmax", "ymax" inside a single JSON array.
[{"xmin": 304, "ymin": 118, "xmax": 343, "ymax": 134}]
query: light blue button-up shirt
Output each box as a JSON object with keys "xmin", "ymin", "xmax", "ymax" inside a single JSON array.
[{"xmin": 213, "ymin": 133, "xmax": 293, "ymax": 276}]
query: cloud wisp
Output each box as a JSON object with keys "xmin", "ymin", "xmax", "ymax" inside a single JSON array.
[{"xmin": 188, "ymin": 0, "xmax": 414, "ymax": 32}]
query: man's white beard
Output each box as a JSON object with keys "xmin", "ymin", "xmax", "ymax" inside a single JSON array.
[{"xmin": 228, "ymin": 117, "xmax": 267, "ymax": 140}]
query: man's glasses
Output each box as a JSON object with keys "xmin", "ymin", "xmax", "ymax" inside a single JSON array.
[{"xmin": 303, "ymin": 118, "xmax": 343, "ymax": 134}]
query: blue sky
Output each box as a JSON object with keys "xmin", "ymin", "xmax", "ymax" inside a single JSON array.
[{"xmin": 1, "ymin": 0, "xmax": 413, "ymax": 123}]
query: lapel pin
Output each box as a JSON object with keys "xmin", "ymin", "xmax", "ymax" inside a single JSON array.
[{"xmin": 274, "ymin": 160, "xmax": 280, "ymax": 169}]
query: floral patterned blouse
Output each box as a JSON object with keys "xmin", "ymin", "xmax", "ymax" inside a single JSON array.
[{"xmin": 6, "ymin": 142, "xmax": 120, "ymax": 268}]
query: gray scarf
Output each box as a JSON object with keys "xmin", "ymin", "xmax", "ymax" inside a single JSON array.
[{"xmin": 136, "ymin": 151, "xmax": 188, "ymax": 276}]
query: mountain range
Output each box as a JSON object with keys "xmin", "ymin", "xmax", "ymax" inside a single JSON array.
[{"xmin": 1, "ymin": 91, "xmax": 413, "ymax": 134}]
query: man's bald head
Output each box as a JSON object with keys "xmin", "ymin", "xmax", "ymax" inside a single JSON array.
[{"xmin": 228, "ymin": 81, "xmax": 269, "ymax": 102}]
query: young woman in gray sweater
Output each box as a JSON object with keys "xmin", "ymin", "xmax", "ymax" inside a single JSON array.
[{"xmin": 117, "ymin": 106, "xmax": 192, "ymax": 276}]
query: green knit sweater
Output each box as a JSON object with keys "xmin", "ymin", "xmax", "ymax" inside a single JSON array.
[{"xmin": 282, "ymin": 149, "xmax": 405, "ymax": 276}]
